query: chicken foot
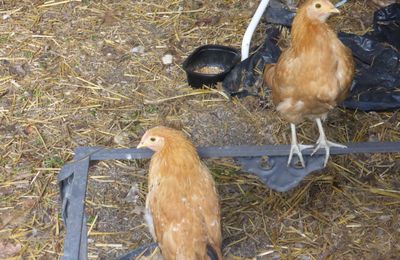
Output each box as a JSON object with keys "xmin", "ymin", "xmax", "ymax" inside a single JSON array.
[
  {"xmin": 288, "ymin": 123, "xmax": 313, "ymax": 168},
  {"xmin": 312, "ymin": 118, "xmax": 347, "ymax": 167}
]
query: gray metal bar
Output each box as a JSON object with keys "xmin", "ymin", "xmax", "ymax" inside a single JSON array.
[
  {"xmin": 61, "ymin": 147, "xmax": 90, "ymax": 260},
  {"xmin": 88, "ymin": 142, "xmax": 400, "ymax": 161}
]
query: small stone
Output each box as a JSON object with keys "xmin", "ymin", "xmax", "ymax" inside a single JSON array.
[
  {"xmin": 137, "ymin": 169, "xmax": 147, "ymax": 176},
  {"xmin": 131, "ymin": 46, "xmax": 145, "ymax": 54},
  {"xmin": 125, "ymin": 184, "xmax": 140, "ymax": 203},
  {"xmin": 271, "ymin": 252, "xmax": 280, "ymax": 260},
  {"xmin": 113, "ymin": 132, "xmax": 130, "ymax": 146},
  {"xmin": 0, "ymin": 241, "xmax": 21, "ymax": 258},
  {"xmin": 9, "ymin": 65, "xmax": 26, "ymax": 77},
  {"xmin": 162, "ymin": 53, "xmax": 173, "ymax": 65},
  {"xmin": 31, "ymin": 228, "xmax": 38, "ymax": 237},
  {"xmin": 132, "ymin": 206, "xmax": 144, "ymax": 215},
  {"xmin": 368, "ymin": 134, "xmax": 379, "ymax": 142},
  {"xmin": 0, "ymin": 187, "xmax": 13, "ymax": 196},
  {"xmin": 378, "ymin": 215, "xmax": 391, "ymax": 222},
  {"xmin": 23, "ymin": 125, "xmax": 35, "ymax": 135},
  {"xmin": 102, "ymin": 11, "xmax": 117, "ymax": 25},
  {"xmin": 377, "ymin": 228, "xmax": 385, "ymax": 236}
]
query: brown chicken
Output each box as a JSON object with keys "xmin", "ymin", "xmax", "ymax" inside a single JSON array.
[
  {"xmin": 137, "ymin": 126, "xmax": 223, "ymax": 260},
  {"xmin": 264, "ymin": 0, "xmax": 355, "ymax": 167}
]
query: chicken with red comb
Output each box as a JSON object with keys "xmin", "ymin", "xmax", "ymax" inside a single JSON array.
[{"xmin": 137, "ymin": 126, "xmax": 223, "ymax": 260}]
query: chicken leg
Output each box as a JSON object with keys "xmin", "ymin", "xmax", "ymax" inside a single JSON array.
[
  {"xmin": 288, "ymin": 123, "xmax": 313, "ymax": 168},
  {"xmin": 312, "ymin": 118, "xmax": 347, "ymax": 167}
]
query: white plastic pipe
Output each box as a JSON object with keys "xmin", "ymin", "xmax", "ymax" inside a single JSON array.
[
  {"xmin": 241, "ymin": 0, "xmax": 270, "ymax": 61},
  {"xmin": 335, "ymin": 0, "xmax": 348, "ymax": 8}
]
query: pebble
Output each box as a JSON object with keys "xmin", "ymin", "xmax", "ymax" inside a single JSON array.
[
  {"xmin": 162, "ymin": 53, "xmax": 173, "ymax": 65},
  {"xmin": 131, "ymin": 46, "xmax": 145, "ymax": 54}
]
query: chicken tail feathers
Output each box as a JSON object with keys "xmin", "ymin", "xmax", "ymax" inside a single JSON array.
[
  {"xmin": 264, "ymin": 63, "xmax": 276, "ymax": 89},
  {"xmin": 207, "ymin": 244, "xmax": 221, "ymax": 260}
]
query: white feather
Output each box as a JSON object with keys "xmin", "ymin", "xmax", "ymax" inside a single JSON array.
[{"xmin": 144, "ymin": 208, "xmax": 156, "ymax": 240}]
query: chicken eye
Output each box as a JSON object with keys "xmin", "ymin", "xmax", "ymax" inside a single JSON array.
[
  {"xmin": 315, "ymin": 3, "xmax": 321, "ymax": 8},
  {"xmin": 150, "ymin": 137, "xmax": 156, "ymax": 142}
]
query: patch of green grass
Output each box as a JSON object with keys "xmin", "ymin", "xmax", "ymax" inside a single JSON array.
[
  {"xmin": 209, "ymin": 165, "xmax": 239, "ymax": 182},
  {"xmin": 87, "ymin": 215, "xmax": 96, "ymax": 224},
  {"xmin": 23, "ymin": 51, "xmax": 33, "ymax": 59},
  {"xmin": 33, "ymin": 88, "xmax": 44, "ymax": 98},
  {"xmin": 43, "ymin": 156, "xmax": 64, "ymax": 168},
  {"xmin": 0, "ymin": 36, "xmax": 8, "ymax": 44},
  {"xmin": 145, "ymin": 105, "xmax": 159, "ymax": 114},
  {"xmin": 34, "ymin": 138, "xmax": 43, "ymax": 146},
  {"xmin": 89, "ymin": 107, "xmax": 97, "ymax": 117},
  {"xmin": 130, "ymin": 123, "xmax": 143, "ymax": 135},
  {"xmin": 131, "ymin": 110, "xmax": 141, "ymax": 119},
  {"xmin": 39, "ymin": 62, "xmax": 48, "ymax": 69}
]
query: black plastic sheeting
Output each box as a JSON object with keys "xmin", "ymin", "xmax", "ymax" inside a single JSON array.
[
  {"xmin": 368, "ymin": 3, "xmax": 400, "ymax": 50},
  {"xmin": 223, "ymin": 3, "xmax": 400, "ymax": 111},
  {"xmin": 222, "ymin": 26, "xmax": 281, "ymax": 98}
]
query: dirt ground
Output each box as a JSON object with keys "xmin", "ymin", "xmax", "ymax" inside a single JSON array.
[{"xmin": 0, "ymin": 0, "xmax": 399, "ymax": 259}]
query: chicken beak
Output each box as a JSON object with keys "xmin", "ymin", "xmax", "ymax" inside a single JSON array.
[
  {"xmin": 137, "ymin": 141, "xmax": 145, "ymax": 149},
  {"xmin": 329, "ymin": 7, "xmax": 340, "ymax": 14}
]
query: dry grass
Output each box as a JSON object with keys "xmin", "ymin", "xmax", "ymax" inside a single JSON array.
[{"xmin": 0, "ymin": 0, "xmax": 399, "ymax": 259}]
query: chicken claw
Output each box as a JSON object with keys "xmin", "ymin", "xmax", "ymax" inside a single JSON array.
[
  {"xmin": 312, "ymin": 118, "xmax": 347, "ymax": 167},
  {"xmin": 289, "ymin": 143, "xmax": 314, "ymax": 168},
  {"xmin": 288, "ymin": 123, "xmax": 313, "ymax": 167}
]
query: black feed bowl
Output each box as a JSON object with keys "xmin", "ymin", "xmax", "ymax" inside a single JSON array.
[{"xmin": 182, "ymin": 44, "xmax": 241, "ymax": 88}]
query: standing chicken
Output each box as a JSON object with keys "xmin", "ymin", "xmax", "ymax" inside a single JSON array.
[
  {"xmin": 264, "ymin": 0, "xmax": 355, "ymax": 167},
  {"xmin": 137, "ymin": 126, "xmax": 223, "ymax": 260}
]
